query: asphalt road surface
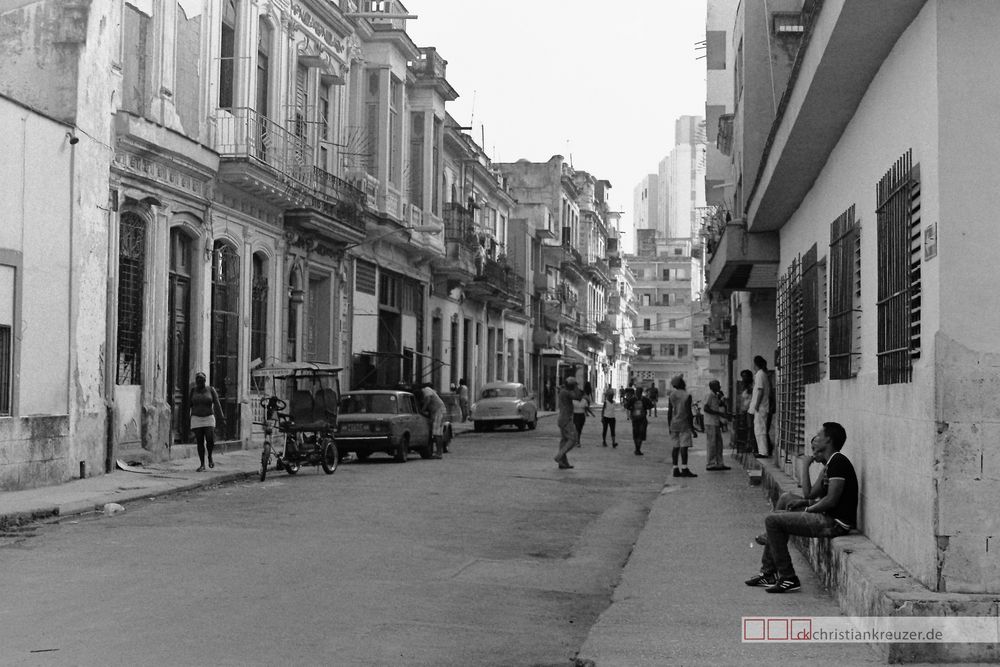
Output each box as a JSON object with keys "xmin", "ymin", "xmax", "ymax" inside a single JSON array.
[{"xmin": 0, "ymin": 416, "xmax": 667, "ymax": 666}]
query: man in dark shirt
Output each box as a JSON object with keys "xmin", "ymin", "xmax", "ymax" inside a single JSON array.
[{"xmin": 744, "ymin": 421, "xmax": 858, "ymax": 593}]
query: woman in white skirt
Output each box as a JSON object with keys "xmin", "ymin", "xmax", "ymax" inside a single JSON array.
[{"xmin": 189, "ymin": 371, "xmax": 226, "ymax": 471}]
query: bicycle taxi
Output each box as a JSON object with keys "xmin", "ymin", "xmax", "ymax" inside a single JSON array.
[{"xmin": 251, "ymin": 361, "xmax": 342, "ymax": 481}]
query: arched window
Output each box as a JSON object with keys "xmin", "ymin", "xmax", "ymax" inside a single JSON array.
[
  {"xmin": 250, "ymin": 253, "xmax": 268, "ymax": 366},
  {"xmin": 116, "ymin": 213, "xmax": 146, "ymax": 384},
  {"xmin": 211, "ymin": 241, "xmax": 240, "ymax": 439}
]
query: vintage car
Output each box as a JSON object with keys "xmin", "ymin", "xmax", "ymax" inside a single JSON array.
[
  {"xmin": 334, "ymin": 389, "xmax": 451, "ymax": 462},
  {"xmin": 469, "ymin": 381, "xmax": 538, "ymax": 432}
]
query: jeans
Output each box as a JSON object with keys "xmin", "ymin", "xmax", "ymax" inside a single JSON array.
[
  {"xmin": 556, "ymin": 421, "xmax": 577, "ymax": 459},
  {"xmin": 752, "ymin": 411, "xmax": 770, "ymax": 455},
  {"xmin": 601, "ymin": 417, "xmax": 616, "ymax": 444},
  {"xmin": 760, "ymin": 511, "xmax": 849, "ymax": 579},
  {"xmin": 705, "ymin": 423, "xmax": 724, "ymax": 467}
]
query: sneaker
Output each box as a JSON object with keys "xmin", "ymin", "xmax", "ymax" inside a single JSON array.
[
  {"xmin": 765, "ymin": 576, "xmax": 801, "ymax": 593},
  {"xmin": 612, "ymin": 442, "xmax": 618, "ymax": 448},
  {"xmin": 680, "ymin": 469, "xmax": 697, "ymax": 477},
  {"xmin": 634, "ymin": 450, "xmax": 644, "ymax": 456},
  {"xmin": 672, "ymin": 468, "xmax": 681, "ymax": 477},
  {"xmin": 745, "ymin": 572, "xmax": 777, "ymax": 587},
  {"xmin": 754, "ymin": 533, "xmax": 768, "ymax": 546}
]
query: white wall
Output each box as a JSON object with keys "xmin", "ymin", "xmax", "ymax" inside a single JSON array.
[{"xmin": 776, "ymin": 3, "xmax": 943, "ymax": 587}]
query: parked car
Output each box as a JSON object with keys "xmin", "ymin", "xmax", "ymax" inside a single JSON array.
[
  {"xmin": 335, "ymin": 390, "xmax": 451, "ymax": 462},
  {"xmin": 470, "ymin": 382, "xmax": 538, "ymax": 431}
]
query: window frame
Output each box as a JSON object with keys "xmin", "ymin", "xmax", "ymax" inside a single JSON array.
[{"xmin": 0, "ymin": 250, "xmax": 22, "ymax": 417}]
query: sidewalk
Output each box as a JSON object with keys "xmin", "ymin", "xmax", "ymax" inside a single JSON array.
[{"xmin": 576, "ymin": 444, "xmax": 885, "ymax": 666}]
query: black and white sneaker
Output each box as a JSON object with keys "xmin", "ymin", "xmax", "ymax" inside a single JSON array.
[
  {"xmin": 765, "ymin": 576, "xmax": 801, "ymax": 593},
  {"xmin": 744, "ymin": 572, "xmax": 776, "ymax": 587}
]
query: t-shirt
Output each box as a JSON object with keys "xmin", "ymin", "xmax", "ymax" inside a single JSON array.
[
  {"xmin": 557, "ymin": 387, "xmax": 580, "ymax": 426},
  {"xmin": 420, "ymin": 387, "xmax": 445, "ymax": 415},
  {"xmin": 627, "ymin": 396, "xmax": 651, "ymax": 419},
  {"xmin": 702, "ymin": 390, "xmax": 722, "ymax": 427},
  {"xmin": 667, "ymin": 389, "xmax": 692, "ymax": 433},
  {"xmin": 601, "ymin": 398, "xmax": 615, "ymax": 418},
  {"xmin": 750, "ymin": 369, "xmax": 770, "ymax": 415},
  {"xmin": 824, "ymin": 451, "xmax": 859, "ymax": 528}
]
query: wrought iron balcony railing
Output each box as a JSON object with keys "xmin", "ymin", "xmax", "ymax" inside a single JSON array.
[{"xmin": 217, "ymin": 107, "xmax": 311, "ymax": 183}]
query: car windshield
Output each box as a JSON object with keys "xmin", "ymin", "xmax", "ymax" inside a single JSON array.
[
  {"xmin": 481, "ymin": 387, "xmax": 518, "ymax": 399},
  {"xmin": 339, "ymin": 394, "xmax": 398, "ymax": 414}
]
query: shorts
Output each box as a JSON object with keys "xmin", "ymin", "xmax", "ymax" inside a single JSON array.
[
  {"xmin": 430, "ymin": 410, "xmax": 444, "ymax": 437},
  {"xmin": 667, "ymin": 430, "xmax": 693, "ymax": 448}
]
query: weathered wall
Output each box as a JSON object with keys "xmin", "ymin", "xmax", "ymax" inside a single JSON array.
[
  {"xmin": 0, "ymin": 0, "xmax": 87, "ymax": 123},
  {"xmin": 778, "ymin": 3, "xmax": 943, "ymax": 587},
  {"xmin": 930, "ymin": 0, "xmax": 1000, "ymax": 594}
]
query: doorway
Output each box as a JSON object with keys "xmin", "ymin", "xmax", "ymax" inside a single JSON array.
[
  {"xmin": 168, "ymin": 229, "xmax": 192, "ymax": 443},
  {"xmin": 211, "ymin": 241, "xmax": 240, "ymax": 440}
]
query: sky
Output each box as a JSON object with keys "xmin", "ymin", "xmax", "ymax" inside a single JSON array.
[{"xmin": 405, "ymin": 0, "xmax": 709, "ymax": 248}]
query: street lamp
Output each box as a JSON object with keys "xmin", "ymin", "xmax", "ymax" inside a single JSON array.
[{"xmin": 343, "ymin": 224, "xmax": 441, "ymax": 251}]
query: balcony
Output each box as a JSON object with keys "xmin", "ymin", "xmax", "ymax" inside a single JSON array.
[
  {"xmin": 464, "ymin": 257, "xmax": 525, "ymax": 310},
  {"xmin": 432, "ymin": 203, "xmax": 479, "ymax": 288},
  {"xmin": 705, "ymin": 222, "xmax": 779, "ymax": 294},
  {"xmin": 542, "ymin": 240, "xmax": 585, "ymax": 282},
  {"xmin": 216, "ymin": 107, "xmax": 367, "ymax": 244},
  {"xmin": 582, "ymin": 257, "xmax": 611, "ymax": 286}
]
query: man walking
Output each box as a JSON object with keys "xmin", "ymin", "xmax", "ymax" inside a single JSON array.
[
  {"xmin": 666, "ymin": 376, "xmax": 698, "ymax": 477},
  {"xmin": 703, "ymin": 380, "xmax": 730, "ymax": 471},
  {"xmin": 745, "ymin": 422, "xmax": 858, "ymax": 593},
  {"xmin": 554, "ymin": 376, "xmax": 582, "ymax": 469},
  {"xmin": 749, "ymin": 355, "xmax": 772, "ymax": 458}
]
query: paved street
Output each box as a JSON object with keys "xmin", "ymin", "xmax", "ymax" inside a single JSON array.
[
  {"xmin": 0, "ymin": 413, "xmax": 884, "ymax": 666},
  {"xmin": 0, "ymin": 416, "xmax": 664, "ymax": 667}
]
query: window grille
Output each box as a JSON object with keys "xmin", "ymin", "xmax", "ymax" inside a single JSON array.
[
  {"xmin": 355, "ymin": 259, "xmax": 377, "ymax": 294},
  {"xmin": 211, "ymin": 242, "xmax": 241, "ymax": 439},
  {"xmin": 777, "ymin": 257, "xmax": 805, "ymax": 461},
  {"xmin": 876, "ymin": 150, "xmax": 921, "ymax": 385},
  {"xmin": 801, "ymin": 244, "xmax": 821, "ymax": 384},
  {"xmin": 116, "ymin": 212, "xmax": 146, "ymax": 385},
  {"xmin": 0, "ymin": 325, "xmax": 10, "ymax": 416},
  {"xmin": 250, "ymin": 255, "xmax": 268, "ymax": 367},
  {"xmin": 829, "ymin": 205, "xmax": 860, "ymax": 379}
]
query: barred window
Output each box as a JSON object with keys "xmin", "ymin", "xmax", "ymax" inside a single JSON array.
[
  {"xmin": 116, "ymin": 212, "xmax": 146, "ymax": 384},
  {"xmin": 829, "ymin": 205, "xmax": 860, "ymax": 379},
  {"xmin": 876, "ymin": 150, "xmax": 921, "ymax": 385},
  {"xmin": 250, "ymin": 253, "xmax": 268, "ymax": 366},
  {"xmin": 0, "ymin": 263, "xmax": 14, "ymax": 416},
  {"xmin": 801, "ymin": 244, "xmax": 821, "ymax": 384}
]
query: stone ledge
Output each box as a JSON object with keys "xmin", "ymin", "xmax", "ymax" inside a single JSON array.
[{"xmin": 737, "ymin": 451, "xmax": 1000, "ymax": 664}]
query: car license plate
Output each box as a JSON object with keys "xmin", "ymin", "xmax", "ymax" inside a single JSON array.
[{"xmin": 340, "ymin": 423, "xmax": 368, "ymax": 433}]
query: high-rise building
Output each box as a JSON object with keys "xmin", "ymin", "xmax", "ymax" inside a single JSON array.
[{"xmin": 632, "ymin": 174, "xmax": 659, "ymax": 236}]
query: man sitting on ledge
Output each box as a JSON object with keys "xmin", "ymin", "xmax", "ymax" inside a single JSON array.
[{"xmin": 744, "ymin": 421, "xmax": 858, "ymax": 593}]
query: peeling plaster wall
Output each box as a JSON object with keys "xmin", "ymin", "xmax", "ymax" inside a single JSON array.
[
  {"xmin": 0, "ymin": 0, "xmax": 82, "ymax": 123},
  {"xmin": 777, "ymin": 3, "xmax": 943, "ymax": 588},
  {"xmin": 930, "ymin": 0, "xmax": 1000, "ymax": 594}
]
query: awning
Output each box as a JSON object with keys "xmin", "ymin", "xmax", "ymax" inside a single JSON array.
[
  {"xmin": 563, "ymin": 345, "xmax": 589, "ymax": 364},
  {"xmin": 540, "ymin": 347, "xmax": 563, "ymax": 357}
]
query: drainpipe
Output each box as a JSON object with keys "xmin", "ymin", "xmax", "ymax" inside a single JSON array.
[{"xmin": 66, "ymin": 130, "xmax": 79, "ymax": 471}]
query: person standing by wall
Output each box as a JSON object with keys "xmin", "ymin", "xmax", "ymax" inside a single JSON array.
[
  {"xmin": 189, "ymin": 371, "xmax": 225, "ymax": 472},
  {"xmin": 554, "ymin": 376, "xmax": 583, "ymax": 469},
  {"xmin": 667, "ymin": 375, "xmax": 698, "ymax": 477},
  {"xmin": 600, "ymin": 386, "xmax": 618, "ymax": 448},
  {"xmin": 703, "ymin": 380, "xmax": 730, "ymax": 471},
  {"xmin": 749, "ymin": 355, "xmax": 772, "ymax": 458},
  {"xmin": 457, "ymin": 378, "xmax": 470, "ymax": 423}
]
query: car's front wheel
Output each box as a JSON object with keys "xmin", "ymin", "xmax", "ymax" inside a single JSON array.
[
  {"xmin": 517, "ymin": 420, "xmax": 526, "ymax": 431},
  {"xmin": 527, "ymin": 417, "xmax": 537, "ymax": 430}
]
